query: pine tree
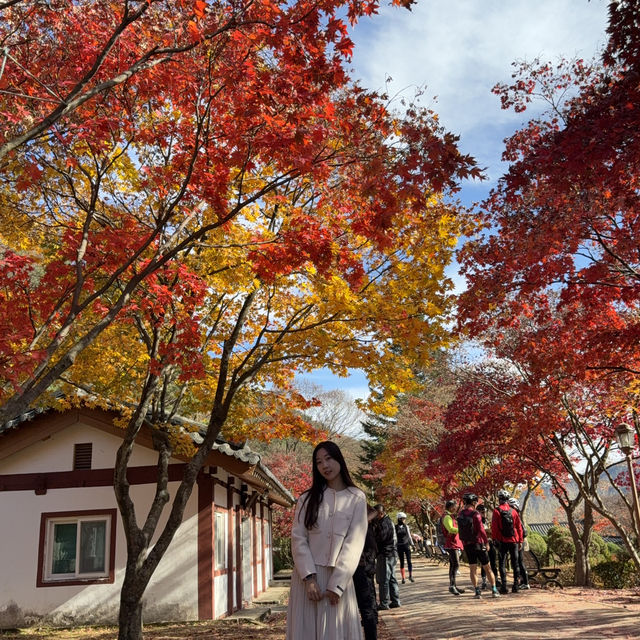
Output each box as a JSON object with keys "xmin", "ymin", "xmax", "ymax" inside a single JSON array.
[{"xmin": 356, "ymin": 408, "xmax": 395, "ymax": 498}]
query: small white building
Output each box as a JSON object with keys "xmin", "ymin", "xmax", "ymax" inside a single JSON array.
[{"xmin": 0, "ymin": 405, "xmax": 294, "ymax": 629}]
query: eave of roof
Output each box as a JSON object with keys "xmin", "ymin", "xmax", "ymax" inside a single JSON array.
[{"xmin": 0, "ymin": 402, "xmax": 294, "ymax": 507}]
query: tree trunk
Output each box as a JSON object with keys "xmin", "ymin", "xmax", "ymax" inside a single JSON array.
[
  {"xmin": 113, "ymin": 404, "xmax": 230, "ymax": 640},
  {"xmin": 573, "ymin": 539, "xmax": 589, "ymax": 586},
  {"xmin": 565, "ymin": 499, "xmax": 593, "ymax": 586},
  {"xmin": 118, "ymin": 590, "xmax": 144, "ymax": 640},
  {"xmin": 580, "ymin": 502, "xmax": 594, "ymax": 586}
]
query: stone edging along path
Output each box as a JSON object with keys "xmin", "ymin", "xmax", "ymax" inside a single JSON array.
[{"xmin": 377, "ymin": 556, "xmax": 640, "ymax": 640}]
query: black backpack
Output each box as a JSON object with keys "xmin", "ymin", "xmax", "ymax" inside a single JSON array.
[
  {"xmin": 500, "ymin": 507, "xmax": 515, "ymax": 538},
  {"xmin": 457, "ymin": 510, "xmax": 475, "ymax": 544}
]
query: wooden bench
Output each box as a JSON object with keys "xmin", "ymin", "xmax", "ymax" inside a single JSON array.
[{"xmin": 523, "ymin": 549, "xmax": 563, "ymax": 588}]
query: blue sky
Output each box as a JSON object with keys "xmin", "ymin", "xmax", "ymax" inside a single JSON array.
[
  {"xmin": 299, "ymin": 0, "xmax": 609, "ymax": 403},
  {"xmin": 350, "ymin": 0, "xmax": 609, "ymax": 195}
]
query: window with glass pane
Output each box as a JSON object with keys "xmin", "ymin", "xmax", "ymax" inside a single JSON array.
[
  {"xmin": 39, "ymin": 510, "xmax": 115, "ymax": 586},
  {"xmin": 266, "ymin": 515, "xmax": 271, "ymax": 547},
  {"xmin": 48, "ymin": 517, "xmax": 109, "ymax": 579},
  {"xmin": 215, "ymin": 511, "xmax": 226, "ymax": 570},
  {"xmin": 79, "ymin": 520, "xmax": 106, "ymax": 573},
  {"xmin": 256, "ymin": 517, "xmax": 262, "ymax": 555},
  {"xmin": 52, "ymin": 523, "xmax": 77, "ymax": 574}
]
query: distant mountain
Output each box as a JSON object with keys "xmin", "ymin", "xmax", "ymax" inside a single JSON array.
[
  {"xmin": 522, "ymin": 484, "xmax": 568, "ymax": 524},
  {"xmin": 522, "ymin": 464, "xmax": 628, "ymax": 524}
]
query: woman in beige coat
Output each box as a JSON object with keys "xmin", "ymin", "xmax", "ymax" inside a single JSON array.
[{"xmin": 286, "ymin": 441, "xmax": 368, "ymax": 640}]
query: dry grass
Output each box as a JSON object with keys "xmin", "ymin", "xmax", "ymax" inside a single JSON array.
[{"xmin": 0, "ymin": 612, "xmax": 393, "ymax": 640}]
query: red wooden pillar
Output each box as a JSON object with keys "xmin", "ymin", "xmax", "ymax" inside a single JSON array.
[
  {"xmin": 227, "ymin": 477, "xmax": 235, "ymax": 615},
  {"xmin": 197, "ymin": 472, "xmax": 214, "ymax": 619}
]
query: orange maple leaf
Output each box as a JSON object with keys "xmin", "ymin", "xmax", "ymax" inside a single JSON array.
[
  {"xmin": 187, "ymin": 20, "xmax": 201, "ymax": 41},
  {"xmin": 194, "ymin": 0, "xmax": 206, "ymax": 19}
]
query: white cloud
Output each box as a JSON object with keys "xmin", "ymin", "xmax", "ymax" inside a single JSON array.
[
  {"xmin": 296, "ymin": 368, "xmax": 371, "ymax": 399},
  {"xmin": 350, "ymin": 0, "xmax": 609, "ymax": 182}
]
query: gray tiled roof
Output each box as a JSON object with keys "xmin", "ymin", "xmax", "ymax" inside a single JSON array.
[
  {"xmin": 527, "ymin": 522, "xmax": 622, "ymax": 546},
  {"xmin": 0, "ymin": 402, "xmax": 57, "ymax": 434},
  {"xmin": 528, "ymin": 522, "xmax": 572, "ymax": 536}
]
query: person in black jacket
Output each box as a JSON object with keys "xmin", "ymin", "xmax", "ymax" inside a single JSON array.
[
  {"xmin": 395, "ymin": 512, "xmax": 415, "ymax": 583},
  {"xmin": 353, "ymin": 505, "xmax": 379, "ymax": 640},
  {"xmin": 373, "ymin": 503, "xmax": 401, "ymax": 609}
]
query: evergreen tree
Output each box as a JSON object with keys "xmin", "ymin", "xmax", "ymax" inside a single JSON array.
[{"xmin": 356, "ymin": 409, "xmax": 395, "ymax": 498}]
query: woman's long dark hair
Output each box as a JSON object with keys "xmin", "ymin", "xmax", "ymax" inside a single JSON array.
[{"xmin": 300, "ymin": 441, "xmax": 356, "ymax": 530}]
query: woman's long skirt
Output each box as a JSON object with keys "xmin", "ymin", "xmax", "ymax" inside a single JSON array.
[{"xmin": 286, "ymin": 564, "xmax": 363, "ymax": 640}]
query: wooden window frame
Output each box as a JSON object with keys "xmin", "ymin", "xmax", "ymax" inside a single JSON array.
[
  {"xmin": 214, "ymin": 509, "xmax": 227, "ymax": 571},
  {"xmin": 37, "ymin": 509, "xmax": 117, "ymax": 587}
]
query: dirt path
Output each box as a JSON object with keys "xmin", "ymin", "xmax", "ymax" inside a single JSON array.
[
  {"xmin": 2, "ymin": 557, "xmax": 638, "ymax": 639},
  {"xmin": 380, "ymin": 556, "xmax": 640, "ymax": 640}
]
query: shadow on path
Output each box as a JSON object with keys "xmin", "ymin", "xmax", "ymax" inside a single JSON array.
[{"xmin": 379, "ymin": 556, "xmax": 639, "ymax": 640}]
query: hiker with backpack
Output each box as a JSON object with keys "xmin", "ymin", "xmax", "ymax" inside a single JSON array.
[
  {"xmin": 491, "ymin": 489, "xmax": 524, "ymax": 594},
  {"xmin": 456, "ymin": 494, "xmax": 501, "ymax": 599},
  {"xmin": 439, "ymin": 499, "xmax": 465, "ymax": 595}
]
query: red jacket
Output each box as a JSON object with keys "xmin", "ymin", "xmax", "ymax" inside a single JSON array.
[
  {"xmin": 513, "ymin": 512, "xmax": 525, "ymax": 543},
  {"xmin": 491, "ymin": 503, "xmax": 523, "ymax": 543},
  {"xmin": 441, "ymin": 513, "xmax": 463, "ymax": 550}
]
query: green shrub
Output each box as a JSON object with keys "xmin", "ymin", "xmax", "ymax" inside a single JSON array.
[
  {"xmin": 556, "ymin": 564, "xmax": 574, "ymax": 587},
  {"xmin": 273, "ymin": 539, "xmax": 293, "ymax": 572},
  {"xmin": 588, "ymin": 532, "xmax": 611, "ymax": 564},
  {"xmin": 546, "ymin": 526, "xmax": 575, "ymax": 564},
  {"xmin": 527, "ymin": 531, "xmax": 547, "ymax": 558},
  {"xmin": 592, "ymin": 557, "xmax": 639, "ymax": 589}
]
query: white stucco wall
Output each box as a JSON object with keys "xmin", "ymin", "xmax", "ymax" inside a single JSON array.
[
  {"xmin": 213, "ymin": 483, "xmax": 227, "ymax": 506},
  {"xmin": 0, "ymin": 422, "xmax": 198, "ymax": 628},
  {"xmin": 0, "ymin": 421, "xmax": 158, "ymax": 474},
  {"xmin": 213, "ymin": 573, "xmax": 227, "ymax": 618}
]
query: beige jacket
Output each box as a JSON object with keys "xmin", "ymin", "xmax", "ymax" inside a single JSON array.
[{"xmin": 291, "ymin": 485, "xmax": 367, "ymax": 597}]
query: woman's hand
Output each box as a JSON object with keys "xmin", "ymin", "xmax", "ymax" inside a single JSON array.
[
  {"xmin": 325, "ymin": 589, "xmax": 340, "ymax": 605},
  {"xmin": 305, "ymin": 577, "xmax": 323, "ymax": 602}
]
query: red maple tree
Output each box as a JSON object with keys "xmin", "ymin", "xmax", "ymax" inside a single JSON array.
[
  {"xmin": 454, "ymin": 2, "xmax": 640, "ymax": 575},
  {"xmin": 1, "ymin": 4, "xmax": 484, "ymax": 638},
  {"xmin": 0, "ymin": 0, "xmax": 481, "ymax": 427}
]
